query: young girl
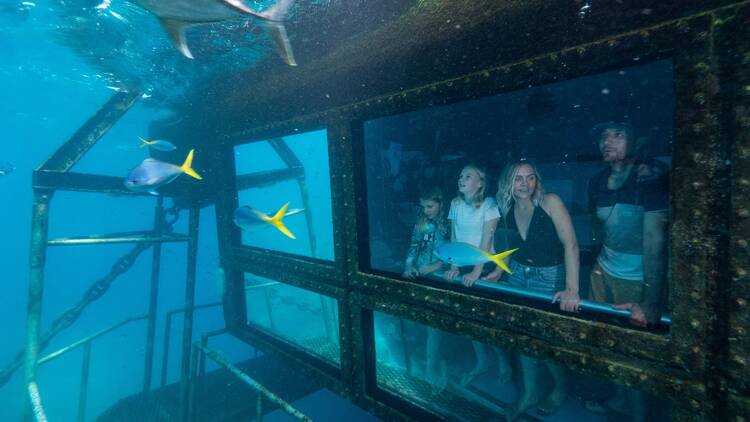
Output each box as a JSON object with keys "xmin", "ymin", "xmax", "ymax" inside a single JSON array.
[
  {"xmin": 443, "ymin": 164, "xmax": 506, "ymax": 387},
  {"xmin": 402, "ymin": 186, "xmax": 449, "ymax": 279},
  {"xmin": 483, "ymin": 161, "xmax": 580, "ymax": 420}
]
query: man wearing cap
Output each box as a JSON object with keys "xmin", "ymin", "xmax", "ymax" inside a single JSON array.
[{"xmin": 585, "ymin": 122, "xmax": 669, "ymax": 419}]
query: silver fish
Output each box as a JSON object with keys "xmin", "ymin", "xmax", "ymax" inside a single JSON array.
[
  {"xmin": 233, "ymin": 203, "xmax": 301, "ymax": 239},
  {"xmin": 124, "ymin": 149, "xmax": 202, "ymax": 195},
  {"xmin": 135, "ymin": 0, "xmax": 297, "ymax": 65},
  {"xmin": 139, "ymin": 137, "xmax": 177, "ymax": 152},
  {"xmin": 0, "ymin": 160, "xmax": 15, "ymax": 176},
  {"xmin": 433, "ymin": 242, "xmax": 517, "ymax": 274}
]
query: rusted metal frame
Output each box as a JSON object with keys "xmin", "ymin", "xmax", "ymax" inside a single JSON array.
[
  {"xmin": 32, "ymin": 170, "xmax": 207, "ymax": 199},
  {"xmin": 722, "ymin": 2, "xmax": 750, "ymax": 402},
  {"xmin": 236, "ymin": 167, "xmax": 304, "ymax": 191},
  {"xmin": 159, "ymin": 302, "xmax": 222, "ymax": 388},
  {"xmin": 349, "ymin": 304, "xmax": 419, "ymax": 422},
  {"xmin": 143, "ymin": 196, "xmax": 164, "ymax": 393},
  {"xmin": 47, "ymin": 231, "xmax": 189, "ymax": 247},
  {"xmin": 339, "ymin": 17, "xmax": 721, "ymax": 373},
  {"xmin": 39, "ymin": 89, "xmax": 143, "ymax": 172},
  {"xmin": 728, "ymin": 394, "xmax": 750, "ymax": 421},
  {"xmin": 224, "ymin": 120, "xmax": 328, "ymax": 148},
  {"xmin": 668, "ymin": 14, "xmax": 728, "ymax": 382},
  {"xmin": 228, "ymin": 246, "xmax": 344, "ymax": 297},
  {"xmin": 77, "ymin": 342, "xmax": 91, "ymax": 422},
  {"xmin": 350, "ymin": 291, "xmax": 704, "ymax": 417},
  {"xmin": 22, "ymin": 191, "xmax": 51, "ymax": 421},
  {"xmin": 267, "ymin": 138, "xmax": 318, "ymax": 258},
  {"xmin": 193, "ymin": 342, "xmax": 313, "ymax": 421},
  {"xmin": 211, "ymin": 141, "xmax": 247, "ymax": 333},
  {"xmin": 325, "ymin": 120, "xmax": 363, "ymax": 400},
  {"xmin": 179, "ymin": 206, "xmax": 200, "ymax": 422}
]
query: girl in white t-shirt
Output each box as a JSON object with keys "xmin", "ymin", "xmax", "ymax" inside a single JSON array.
[
  {"xmin": 443, "ymin": 164, "xmax": 500, "ymax": 285},
  {"xmin": 444, "ymin": 164, "xmax": 510, "ymax": 386}
]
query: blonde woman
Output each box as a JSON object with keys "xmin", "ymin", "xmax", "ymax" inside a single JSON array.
[{"xmin": 482, "ymin": 161, "xmax": 580, "ymax": 420}]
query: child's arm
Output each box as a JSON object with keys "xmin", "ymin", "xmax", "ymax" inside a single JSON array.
[
  {"xmin": 462, "ymin": 217, "xmax": 498, "ymax": 286},
  {"xmin": 443, "ymin": 218, "xmax": 460, "ymax": 281},
  {"xmin": 402, "ymin": 224, "xmax": 420, "ymax": 278}
]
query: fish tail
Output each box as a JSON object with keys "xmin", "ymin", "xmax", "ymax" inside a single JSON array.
[
  {"xmin": 486, "ymin": 248, "xmax": 518, "ymax": 274},
  {"xmin": 269, "ymin": 202, "xmax": 296, "ymax": 239},
  {"xmin": 139, "ymin": 137, "xmax": 152, "ymax": 148},
  {"xmin": 179, "ymin": 149, "xmax": 202, "ymax": 180}
]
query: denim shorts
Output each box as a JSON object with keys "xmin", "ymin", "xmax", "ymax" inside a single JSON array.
[{"xmin": 507, "ymin": 260, "xmax": 565, "ymax": 294}]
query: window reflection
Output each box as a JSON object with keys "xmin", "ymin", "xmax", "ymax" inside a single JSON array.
[
  {"xmin": 234, "ymin": 130, "xmax": 335, "ymax": 261},
  {"xmin": 373, "ymin": 312, "xmax": 671, "ymax": 420},
  {"xmin": 364, "ymin": 60, "xmax": 673, "ymax": 328},
  {"xmin": 245, "ymin": 273, "xmax": 340, "ymax": 366}
]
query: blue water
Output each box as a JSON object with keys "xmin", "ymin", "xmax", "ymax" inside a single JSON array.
[{"xmin": 0, "ymin": 2, "xmax": 375, "ymax": 420}]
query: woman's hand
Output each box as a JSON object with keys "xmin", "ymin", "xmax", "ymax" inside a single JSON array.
[
  {"xmin": 462, "ymin": 268, "xmax": 482, "ymax": 287},
  {"xmin": 552, "ymin": 288, "xmax": 580, "ymax": 312},
  {"xmin": 443, "ymin": 266, "xmax": 460, "ymax": 281},
  {"xmin": 480, "ymin": 268, "xmax": 501, "ymax": 283}
]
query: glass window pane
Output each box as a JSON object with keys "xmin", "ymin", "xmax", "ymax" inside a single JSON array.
[
  {"xmin": 245, "ymin": 273, "xmax": 340, "ymax": 366},
  {"xmin": 364, "ymin": 60, "xmax": 673, "ymax": 329},
  {"xmin": 234, "ymin": 130, "xmax": 334, "ymax": 261},
  {"xmin": 374, "ymin": 311, "xmax": 671, "ymax": 420}
]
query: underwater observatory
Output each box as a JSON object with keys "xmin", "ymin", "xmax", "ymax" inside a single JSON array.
[{"xmin": 0, "ymin": 0, "xmax": 749, "ymax": 421}]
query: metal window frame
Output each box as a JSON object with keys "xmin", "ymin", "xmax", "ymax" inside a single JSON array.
[{"xmin": 208, "ymin": 6, "xmax": 750, "ymax": 421}]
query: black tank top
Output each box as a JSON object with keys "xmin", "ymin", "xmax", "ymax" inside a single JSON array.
[{"xmin": 502, "ymin": 202, "xmax": 564, "ymax": 267}]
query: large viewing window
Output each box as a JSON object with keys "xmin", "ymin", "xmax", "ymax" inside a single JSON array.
[
  {"xmin": 364, "ymin": 60, "xmax": 673, "ymax": 329},
  {"xmin": 245, "ymin": 272, "xmax": 340, "ymax": 366},
  {"xmin": 373, "ymin": 311, "xmax": 671, "ymax": 420},
  {"xmin": 234, "ymin": 129, "xmax": 334, "ymax": 261}
]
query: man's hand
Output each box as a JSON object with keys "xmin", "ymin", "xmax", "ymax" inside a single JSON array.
[{"xmin": 613, "ymin": 302, "xmax": 661, "ymax": 327}]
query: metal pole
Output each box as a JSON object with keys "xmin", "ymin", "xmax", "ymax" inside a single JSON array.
[
  {"xmin": 187, "ymin": 345, "xmax": 200, "ymax": 422},
  {"xmin": 39, "ymin": 90, "xmax": 142, "ymax": 172},
  {"xmin": 195, "ymin": 343, "xmax": 312, "ymax": 421},
  {"xmin": 143, "ymin": 196, "xmax": 164, "ymax": 393},
  {"xmin": 22, "ymin": 191, "xmax": 50, "ymax": 421},
  {"xmin": 179, "ymin": 206, "xmax": 200, "ymax": 422},
  {"xmin": 160, "ymin": 303, "xmax": 222, "ymax": 388},
  {"xmin": 256, "ymin": 392, "xmax": 263, "ymax": 422},
  {"xmin": 160, "ymin": 311, "xmax": 172, "ymax": 388},
  {"xmin": 77, "ymin": 343, "xmax": 91, "ymax": 422},
  {"xmin": 27, "ymin": 381, "xmax": 48, "ymax": 422},
  {"xmin": 434, "ymin": 272, "xmax": 673, "ymax": 326}
]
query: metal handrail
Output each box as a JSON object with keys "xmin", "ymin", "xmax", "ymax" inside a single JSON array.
[
  {"xmin": 38, "ymin": 315, "xmax": 148, "ymax": 365},
  {"xmin": 34, "ymin": 315, "xmax": 148, "ymax": 422},
  {"xmin": 47, "ymin": 231, "xmax": 190, "ymax": 246},
  {"xmin": 192, "ymin": 342, "xmax": 312, "ymax": 422},
  {"xmin": 160, "ymin": 302, "xmax": 222, "ymax": 387},
  {"xmin": 431, "ymin": 272, "xmax": 672, "ymax": 326}
]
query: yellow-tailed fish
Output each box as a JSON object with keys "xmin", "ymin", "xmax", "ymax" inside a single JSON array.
[
  {"xmin": 139, "ymin": 137, "xmax": 177, "ymax": 152},
  {"xmin": 124, "ymin": 149, "xmax": 202, "ymax": 195},
  {"xmin": 233, "ymin": 202, "xmax": 299, "ymax": 239},
  {"xmin": 433, "ymin": 242, "xmax": 518, "ymax": 274}
]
